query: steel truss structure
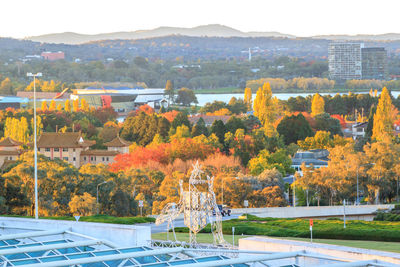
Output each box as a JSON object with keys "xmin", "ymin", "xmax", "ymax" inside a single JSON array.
[
  {"xmin": 0, "ymin": 226, "xmax": 397, "ymax": 266},
  {"xmin": 156, "ymin": 162, "xmax": 229, "ymax": 247}
]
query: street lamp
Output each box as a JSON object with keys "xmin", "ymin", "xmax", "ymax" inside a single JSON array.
[
  {"xmin": 27, "ymin": 72, "xmax": 42, "ymax": 220},
  {"xmin": 96, "ymin": 181, "xmax": 109, "ymax": 214}
]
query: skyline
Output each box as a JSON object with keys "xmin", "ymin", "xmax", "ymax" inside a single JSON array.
[{"xmin": 2, "ymin": 0, "xmax": 400, "ymax": 39}]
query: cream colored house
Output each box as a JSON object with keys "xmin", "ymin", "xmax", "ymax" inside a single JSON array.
[
  {"xmin": 36, "ymin": 132, "xmax": 131, "ymax": 168},
  {"xmin": 0, "ymin": 137, "xmax": 23, "ymax": 167}
]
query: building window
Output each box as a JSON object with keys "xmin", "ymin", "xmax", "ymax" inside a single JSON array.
[
  {"xmin": 102, "ymin": 157, "xmax": 105, "ymax": 161},
  {"xmin": 63, "ymin": 148, "xmax": 68, "ymax": 152},
  {"xmin": 45, "ymin": 148, "xmax": 50, "ymax": 152},
  {"xmin": 54, "ymin": 148, "xmax": 59, "ymax": 152},
  {"xmin": 84, "ymin": 157, "xmax": 86, "ymax": 161},
  {"xmin": 73, "ymin": 157, "xmax": 76, "ymax": 161},
  {"xmin": 73, "ymin": 149, "xmax": 76, "ymax": 152},
  {"xmin": 106, "ymin": 157, "xmax": 109, "ymax": 161},
  {"xmin": 63, "ymin": 157, "xmax": 68, "ymax": 161},
  {"xmin": 9, "ymin": 157, "xmax": 12, "ymax": 160},
  {"xmin": 91, "ymin": 157, "xmax": 94, "ymax": 161},
  {"xmin": 38, "ymin": 148, "xmax": 40, "ymax": 152}
]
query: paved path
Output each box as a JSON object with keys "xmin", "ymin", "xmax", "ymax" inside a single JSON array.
[{"xmin": 142, "ymin": 214, "xmax": 241, "ymax": 233}]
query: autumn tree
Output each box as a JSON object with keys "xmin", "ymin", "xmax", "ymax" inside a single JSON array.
[
  {"xmin": 372, "ymin": 87, "xmax": 395, "ymax": 141},
  {"xmin": 69, "ymin": 193, "xmax": 97, "ymax": 216},
  {"xmin": 81, "ymin": 98, "xmax": 89, "ymax": 112},
  {"xmin": 253, "ymin": 82, "xmax": 279, "ymax": 136},
  {"xmin": 41, "ymin": 100, "xmax": 48, "ymax": 111},
  {"xmin": 244, "ymin": 87, "xmax": 252, "ymax": 111},
  {"xmin": 311, "ymin": 93, "xmax": 325, "ymax": 117},
  {"xmin": 164, "ymin": 80, "xmax": 174, "ymax": 105},
  {"xmin": 65, "ymin": 99, "xmax": 71, "ymax": 112},
  {"xmin": 0, "ymin": 77, "xmax": 13, "ymax": 94},
  {"xmin": 73, "ymin": 99, "xmax": 80, "ymax": 112},
  {"xmin": 49, "ymin": 100, "xmax": 56, "ymax": 111}
]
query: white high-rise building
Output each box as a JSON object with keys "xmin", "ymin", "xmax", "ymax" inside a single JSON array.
[{"xmin": 328, "ymin": 43, "xmax": 364, "ymax": 80}]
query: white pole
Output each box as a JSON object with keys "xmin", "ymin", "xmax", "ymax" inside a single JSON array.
[
  {"xmin": 343, "ymin": 199, "xmax": 346, "ymax": 229},
  {"xmin": 33, "ymin": 75, "xmax": 38, "ymax": 220}
]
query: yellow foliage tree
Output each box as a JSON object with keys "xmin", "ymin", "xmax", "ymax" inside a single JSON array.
[
  {"xmin": 244, "ymin": 87, "xmax": 252, "ymax": 111},
  {"xmin": 311, "ymin": 93, "xmax": 325, "ymax": 117},
  {"xmin": 81, "ymin": 98, "xmax": 89, "ymax": 112},
  {"xmin": 372, "ymin": 87, "xmax": 395, "ymax": 141},
  {"xmin": 69, "ymin": 192, "xmax": 97, "ymax": 216},
  {"xmin": 65, "ymin": 99, "xmax": 71, "ymax": 112},
  {"xmin": 73, "ymin": 99, "xmax": 80, "ymax": 112},
  {"xmin": 41, "ymin": 100, "xmax": 48, "ymax": 111},
  {"xmin": 253, "ymin": 82, "xmax": 279, "ymax": 136},
  {"xmin": 57, "ymin": 104, "xmax": 63, "ymax": 111},
  {"xmin": 49, "ymin": 100, "xmax": 56, "ymax": 111}
]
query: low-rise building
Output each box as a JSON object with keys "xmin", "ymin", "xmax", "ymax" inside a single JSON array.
[
  {"xmin": 291, "ymin": 149, "xmax": 329, "ymax": 175},
  {"xmin": 36, "ymin": 132, "xmax": 130, "ymax": 167},
  {"xmin": 0, "ymin": 137, "xmax": 23, "ymax": 167}
]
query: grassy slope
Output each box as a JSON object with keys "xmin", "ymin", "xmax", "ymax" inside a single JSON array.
[
  {"xmin": 152, "ymin": 232, "xmax": 400, "ymax": 253},
  {"xmin": 174, "ymin": 215, "xmax": 400, "ymax": 242}
]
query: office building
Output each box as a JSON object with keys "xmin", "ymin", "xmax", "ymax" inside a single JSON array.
[
  {"xmin": 361, "ymin": 47, "xmax": 387, "ymax": 80},
  {"xmin": 328, "ymin": 43, "xmax": 363, "ymax": 80}
]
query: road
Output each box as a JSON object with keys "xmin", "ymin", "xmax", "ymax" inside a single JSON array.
[{"xmin": 142, "ymin": 214, "xmax": 241, "ymax": 233}]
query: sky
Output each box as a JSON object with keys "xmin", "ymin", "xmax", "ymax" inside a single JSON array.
[{"xmin": 2, "ymin": 0, "xmax": 400, "ymax": 38}]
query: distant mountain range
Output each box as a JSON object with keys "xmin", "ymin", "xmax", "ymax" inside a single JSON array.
[
  {"xmin": 23, "ymin": 24, "xmax": 400, "ymax": 45},
  {"xmin": 25, "ymin": 24, "xmax": 296, "ymax": 45}
]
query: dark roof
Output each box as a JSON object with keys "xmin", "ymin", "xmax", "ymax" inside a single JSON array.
[
  {"xmin": 81, "ymin": 150, "xmax": 120, "ymax": 156},
  {"xmin": 189, "ymin": 115, "xmax": 231, "ymax": 125},
  {"xmin": 37, "ymin": 132, "xmax": 95, "ymax": 148},
  {"xmin": 103, "ymin": 136, "xmax": 132, "ymax": 147},
  {"xmin": 0, "ymin": 137, "xmax": 23, "ymax": 147}
]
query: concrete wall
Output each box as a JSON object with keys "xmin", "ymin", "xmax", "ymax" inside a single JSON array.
[
  {"xmin": 0, "ymin": 217, "xmax": 151, "ymax": 247},
  {"xmin": 231, "ymin": 204, "xmax": 393, "ymax": 219},
  {"xmin": 239, "ymin": 236, "xmax": 400, "ymax": 265}
]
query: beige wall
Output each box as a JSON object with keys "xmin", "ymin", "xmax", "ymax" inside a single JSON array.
[
  {"xmin": 80, "ymin": 155, "xmax": 116, "ymax": 166},
  {"xmin": 0, "ymin": 154, "xmax": 19, "ymax": 167},
  {"xmin": 38, "ymin": 147, "xmax": 83, "ymax": 168},
  {"xmin": 108, "ymin": 146, "xmax": 129, "ymax": 154}
]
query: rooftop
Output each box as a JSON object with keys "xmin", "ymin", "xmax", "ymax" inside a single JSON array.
[
  {"xmin": 0, "ymin": 137, "xmax": 23, "ymax": 147},
  {"xmin": 81, "ymin": 149, "xmax": 120, "ymax": 156},
  {"xmin": 104, "ymin": 136, "xmax": 132, "ymax": 147},
  {"xmin": 37, "ymin": 132, "xmax": 96, "ymax": 148}
]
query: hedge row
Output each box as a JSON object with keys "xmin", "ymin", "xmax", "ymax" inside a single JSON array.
[
  {"xmin": 1, "ymin": 214, "xmax": 155, "ymax": 224},
  {"xmin": 174, "ymin": 215, "xmax": 400, "ymax": 242}
]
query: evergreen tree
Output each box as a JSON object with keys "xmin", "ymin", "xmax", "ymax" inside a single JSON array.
[
  {"xmin": 244, "ymin": 87, "xmax": 252, "ymax": 111},
  {"xmin": 311, "ymin": 93, "xmax": 325, "ymax": 117},
  {"xmin": 277, "ymin": 114, "xmax": 314, "ymax": 145},
  {"xmin": 372, "ymin": 87, "xmax": 394, "ymax": 141},
  {"xmin": 191, "ymin": 117, "xmax": 208, "ymax": 137},
  {"xmin": 211, "ymin": 120, "xmax": 226, "ymax": 144},
  {"xmin": 171, "ymin": 112, "xmax": 190, "ymax": 129}
]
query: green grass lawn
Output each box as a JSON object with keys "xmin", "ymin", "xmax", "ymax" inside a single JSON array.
[
  {"xmin": 174, "ymin": 215, "xmax": 400, "ymax": 243},
  {"xmin": 194, "ymin": 87, "xmax": 243, "ymax": 94},
  {"xmin": 152, "ymin": 232, "xmax": 400, "ymax": 253},
  {"xmin": 151, "ymin": 232, "xmax": 250, "ymax": 246}
]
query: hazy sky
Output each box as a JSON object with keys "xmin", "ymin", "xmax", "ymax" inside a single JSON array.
[{"xmin": 2, "ymin": 0, "xmax": 399, "ymax": 38}]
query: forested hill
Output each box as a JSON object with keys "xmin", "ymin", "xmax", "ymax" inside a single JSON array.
[{"xmin": 2, "ymin": 35, "xmax": 400, "ymax": 62}]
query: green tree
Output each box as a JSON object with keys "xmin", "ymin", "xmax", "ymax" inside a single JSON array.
[
  {"xmin": 248, "ymin": 149, "xmax": 293, "ymax": 176},
  {"xmin": 277, "ymin": 114, "xmax": 313, "ymax": 145},
  {"xmin": 175, "ymin": 88, "xmax": 198, "ymax": 106},
  {"xmin": 211, "ymin": 120, "xmax": 226, "ymax": 144},
  {"xmin": 191, "ymin": 118, "xmax": 208, "ymax": 137}
]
